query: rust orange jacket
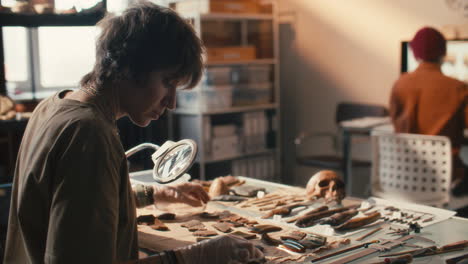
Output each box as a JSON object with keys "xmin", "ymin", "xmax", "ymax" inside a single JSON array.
[{"xmin": 390, "ymin": 62, "xmax": 468, "ymax": 153}]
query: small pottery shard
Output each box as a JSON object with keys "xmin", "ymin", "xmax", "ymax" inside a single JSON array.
[
  {"xmin": 157, "ymin": 213, "xmax": 176, "ymax": 220},
  {"xmin": 261, "ymin": 233, "xmax": 282, "ymax": 246},
  {"xmin": 212, "ymin": 222, "xmax": 232, "ymax": 233},
  {"xmin": 249, "ymin": 224, "xmax": 282, "ymax": 234},
  {"xmin": 137, "ymin": 214, "xmax": 156, "ymax": 225},
  {"xmin": 199, "ymin": 212, "xmax": 220, "ymax": 219},
  {"xmin": 280, "ymin": 230, "xmax": 306, "ymax": 241},
  {"xmin": 150, "ymin": 219, "xmax": 169, "ymax": 231},
  {"xmin": 181, "ymin": 220, "xmax": 206, "ymax": 231},
  {"xmin": 231, "ymin": 231, "xmax": 257, "ymax": 240},
  {"xmin": 193, "ymin": 230, "xmax": 218, "ymax": 237}
]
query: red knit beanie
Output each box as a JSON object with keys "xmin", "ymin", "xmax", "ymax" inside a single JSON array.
[{"xmin": 410, "ymin": 27, "xmax": 446, "ymax": 61}]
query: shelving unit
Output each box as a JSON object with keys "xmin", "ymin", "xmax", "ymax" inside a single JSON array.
[
  {"xmin": 165, "ymin": 0, "xmax": 281, "ymax": 182},
  {"xmin": 0, "ymin": 1, "xmax": 107, "ymax": 180}
]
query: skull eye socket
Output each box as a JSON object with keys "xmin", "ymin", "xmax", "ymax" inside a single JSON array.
[
  {"xmin": 318, "ymin": 179, "xmax": 330, "ymax": 187},
  {"xmin": 335, "ymin": 181, "xmax": 345, "ymax": 188}
]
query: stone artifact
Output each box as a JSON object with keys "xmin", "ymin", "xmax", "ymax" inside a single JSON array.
[
  {"xmin": 150, "ymin": 219, "xmax": 169, "ymax": 231},
  {"xmin": 317, "ymin": 209, "xmax": 359, "ymax": 226},
  {"xmin": 192, "ymin": 230, "xmax": 218, "ymax": 237},
  {"xmin": 249, "ymin": 224, "xmax": 282, "ymax": 234},
  {"xmin": 306, "ymin": 170, "xmax": 346, "ymax": 203},
  {"xmin": 212, "ymin": 222, "xmax": 232, "ymax": 233},
  {"xmin": 157, "ymin": 213, "xmax": 176, "ymax": 220},
  {"xmin": 181, "ymin": 220, "xmax": 206, "ymax": 231},
  {"xmin": 230, "ymin": 230, "xmax": 257, "ymax": 240},
  {"xmin": 208, "ymin": 178, "xmax": 229, "ymax": 198},
  {"xmin": 334, "ymin": 212, "xmax": 381, "ymax": 231}
]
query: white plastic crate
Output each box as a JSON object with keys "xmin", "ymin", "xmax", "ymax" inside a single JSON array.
[
  {"xmin": 202, "ymin": 67, "xmax": 233, "ymax": 85},
  {"xmin": 177, "ymin": 85, "xmax": 233, "ymax": 111},
  {"xmin": 232, "ymin": 65, "xmax": 271, "ymax": 83},
  {"xmin": 233, "ymin": 82, "xmax": 272, "ymax": 106}
]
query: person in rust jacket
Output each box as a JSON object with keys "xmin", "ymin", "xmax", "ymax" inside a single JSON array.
[{"xmin": 389, "ymin": 27, "xmax": 468, "ymax": 196}]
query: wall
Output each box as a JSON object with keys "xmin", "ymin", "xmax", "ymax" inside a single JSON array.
[{"xmin": 277, "ymin": 0, "xmax": 468, "ymax": 186}]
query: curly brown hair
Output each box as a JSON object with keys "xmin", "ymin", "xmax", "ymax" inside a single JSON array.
[{"xmin": 80, "ymin": 1, "xmax": 204, "ymax": 91}]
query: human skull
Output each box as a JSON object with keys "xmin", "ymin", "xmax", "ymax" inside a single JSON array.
[{"xmin": 306, "ymin": 170, "xmax": 345, "ymax": 203}]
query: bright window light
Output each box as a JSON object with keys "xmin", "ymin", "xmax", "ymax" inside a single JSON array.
[
  {"xmin": 37, "ymin": 26, "xmax": 98, "ymax": 88},
  {"xmin": 3, "ymin": 27, "xmax": 28, "ymax": 82}
]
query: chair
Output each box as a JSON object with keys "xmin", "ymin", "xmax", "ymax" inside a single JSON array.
[
  {"xmin": 370, "ymin": 131, "xmax": 468, "ymax": 209},
  {"xmin": 294, "ymin": 102, "xmax": 389, "ymax": 173}
]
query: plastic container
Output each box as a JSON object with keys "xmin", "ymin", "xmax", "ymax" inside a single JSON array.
[
  {"xmin": 177, "ymin": 85, "xmax": 233, "ymax": 111},
  {"xmin": 202, "ymin": 67, "xmax": 233, "ymax": 85},
  {"xmin": 232, "ymin": 65, "xmax": 271, "ymax": 83},
  {"xmin": 233, "ymin": 83, "xmax": 272, "ymax": 106}
]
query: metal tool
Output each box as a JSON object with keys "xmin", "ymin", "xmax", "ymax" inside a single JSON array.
[
  {"xmin": 325, "ymin": 235, "xmax": 426, "ymax": 264},
  {"xmin": 310, "ymin": 240, "xmax": 379, "ymax": 263},
  {"xmin": 379, "ymin": 240, "xmax": 468, "ymax": 258},
  {"xmin": 356, "ymin": 226, "xmax": 383, "ymax": 241}
]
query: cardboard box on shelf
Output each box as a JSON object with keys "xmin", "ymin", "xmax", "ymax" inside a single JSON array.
[
  {"xmin": 206, "ymin": 46, "xmax": 256, "ymax": 63},
  {"xmin": 175, "ymin": 0, "xmax": 260, "ymax": 15},
  {"xmin": 211, "ymin": 135, "xmax": 240, "ymax": 159}
]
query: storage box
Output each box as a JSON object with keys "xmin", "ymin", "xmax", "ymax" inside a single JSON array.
[
  {"xmin": 232, "ymin": 65, "xmax": 271, "ymax": 83},
  {"xmin": 211, "ymin": 135, "xmax": 240, "ymax": 159},
  {"xmin": 213, "ymin": 124, "xmax": 237, "ymax": 137},
  {"xmin": 175, "ymin": 0, "xmax": 260, "ymax": 14},
  {"xmin": 206, "ymin": 46, "xmax": 256, "ymax": 63},
  {"xmin": 177, "ymin": 85, "xmax": 233, "ymax": 111},
  {"xmin": 202, "ymin": 67, "xmax": 233, "ymax": 85},
  {"xmin": 233, "ymin": 82, "xmax": 272, "ymax": 106}
]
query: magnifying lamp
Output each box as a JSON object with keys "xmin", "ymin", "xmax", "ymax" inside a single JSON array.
[{"xmin": 125, "ymin": 139, "xmax": 197, "ymax": 184}]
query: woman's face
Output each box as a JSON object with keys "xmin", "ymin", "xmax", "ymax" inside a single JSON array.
[{"xmin": 120, "ymin": 71, "xmax": 177, "ymax": 127}]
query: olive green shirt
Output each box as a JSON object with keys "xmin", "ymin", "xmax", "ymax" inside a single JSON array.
[{"xmin": 4, "ymin": 91, "xmax": 138, "ymax": 263}]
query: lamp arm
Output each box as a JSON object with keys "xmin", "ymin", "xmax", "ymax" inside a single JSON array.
[{"xmin": 125, "ymin": 143, "xmax": 160, "ymax": 158}]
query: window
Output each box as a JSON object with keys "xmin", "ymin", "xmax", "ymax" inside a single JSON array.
[
  {"xmin": 3, "ymin": 27, "xmax": 32, "ymax": 100},
  {"xmin": 1, "ymin": 0, "xmax": 128, "ymax": 100},
  {"xmin": 36, "ymin": 27, "xmax": 98, "ymax": 96}
]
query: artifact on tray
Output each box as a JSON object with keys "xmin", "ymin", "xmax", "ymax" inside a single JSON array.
[
  {"xmin": 181, "ymin": 220, "xmax": 206, "ymax": 231},
  {"xmin": 334, "ymin": 211, "xmax": 381, "ymax": 231},
  {"xmin": 312, "ymin": 238, "xmax": 351, "ymax": 255},
  {"xmin": 199, "ymin": 212, "xmax": 220, "ymax": 219},
  {"xmin": 306, "ymin": 170, "xmax": 345, "ymax": 203},
  {"xmin": 261, "ymin": 233, "xmax": 282, "ymax": 246},
  {"xmin": 137, "ymin": 214, "xmax": 156, "ymax": 225},
  {"xmin": 157, "ymin": 213, "xmax": 176, "ymax": 220},
  {"xmin": 231, "ymin": 230, "xmax": 257, "ymax": 240},
  {"xmin": 193, "ymin": 230, "xmax": 218, "ymax": 237},
  {"xmin": 230, "ymin": 185, "xmax": 266, "ymax": 197},
  {"xmin": 280, "ymin": 230, "xmax": 306, "ymax": 241},
  {"xmin": 193, "ymin": 175, "xmax": 245, "ymax": 188},
  {"xmin": 297, "ymin": 233, "xmax": 327, "ymax": 249},
  {"xmin": 311, "ymin": 240, "xmax": 379, "ymax": 263},
  {"xmin": 249, "ymin": 224, "xmax": 282, "ymax": 234},
  {"xmin": 208, "ymin": 178, "xmax": 230, "ymax": 198},
  {"xmin": 316, "ymin": 209, "xmax": 359, "ymax": 226},
  {"xmin": 212, "ymin": 222, "xmax": 232, "ymax": 233},
  {"xmin": 286, "ymin": 205, "xmax": 329, "ymax": 223},
  {"xmin": 150, "ymin": 219, "xmax": 169, "ymax": 231},
  {"xmin": 379, "ymin": 240, "xmax": 468, "ymax": 258},
  {"xmin": 279, "ymin": 239, "xmax": 306, "ymax": 253},
  {"xmin": 218, "ymin": 212, "xmax": 257, "ymax": 227},
  {"xmin": 295, "ymin": 205, "xmax": 359, "ymax": 228},
  {"xmin": 211, "ymin": 194, "xmax": 247, "ymax": 202},
  {"xmin": 261, "ymin": 201, "xmax": 310, "ymax": 219}
]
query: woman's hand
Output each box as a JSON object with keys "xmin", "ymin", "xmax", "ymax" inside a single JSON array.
[{"xmin": 153, "ymin": 182, "xmax": 210, "ymax": 207}]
